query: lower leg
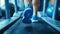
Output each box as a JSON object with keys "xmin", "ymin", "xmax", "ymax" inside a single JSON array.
[
  {"xmin": 24, "ymin": 0, "xmax": 31, "ymax": 7},
  {"xmin": 51, "ymin": 0, "xmax": 54, "ymax": 5},
  {"xmin": 32, "ymin": 0, "xmax": 40, "ymax": 20}
]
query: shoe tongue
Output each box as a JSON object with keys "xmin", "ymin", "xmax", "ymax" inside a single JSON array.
[{"xmin": 25, "ymin": 4, "xmax": 31, "ymax": 8}]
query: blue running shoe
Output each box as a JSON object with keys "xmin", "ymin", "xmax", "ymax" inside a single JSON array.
[
  {"xmin": 24, "ymin": 5, "xmax": 33, "ymax": 19},
  {"xmin": 31, "ymin": 15, "xmax": 38, "ymax": 22}
]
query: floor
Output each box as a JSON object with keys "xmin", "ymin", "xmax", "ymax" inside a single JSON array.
[
  {"xmin": 0, "ymin": 12, "xmax": 22, "ymax": 30},
  {"xmin": 3, "ymin": 18, "xmax": 59, "ymax": 34},
  {"xmin": 41, "ymin": 17, "xmax": 60, "ymax": 32}
]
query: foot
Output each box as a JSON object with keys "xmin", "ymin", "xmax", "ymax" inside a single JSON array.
[
  {"xmin": 31, "ymin": 15, "xmax": 38, "ymax": 22},
  {"xmin": 24, "ymin": 5, "xmax": 33, "ymax": 19}
]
